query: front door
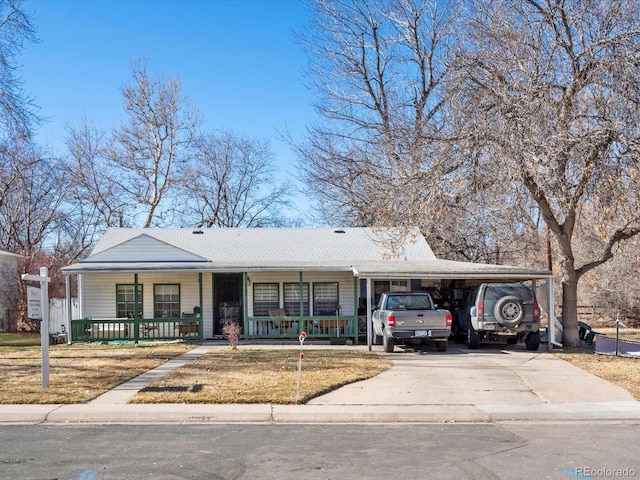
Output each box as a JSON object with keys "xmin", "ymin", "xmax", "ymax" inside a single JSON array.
[{"xmin": 214, "ymin": 274, "xmax": 242, "ymax": 336}]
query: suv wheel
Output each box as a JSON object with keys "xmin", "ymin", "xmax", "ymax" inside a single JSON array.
[
  {"xmin": 467, "ymin": 326, "xmax": 479, "ymax": 349},
  {"xmin": 494, "ymin": 295, "xmax": 525, "ymax": 327},
  {"xmin": 525, "ymin": 331, "xmax": 540, "ymax": 351}
]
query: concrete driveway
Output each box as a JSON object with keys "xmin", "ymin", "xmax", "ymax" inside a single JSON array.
[{"xmin": 305, "ymin": 342, "xmax": 640, "ymax": 422}]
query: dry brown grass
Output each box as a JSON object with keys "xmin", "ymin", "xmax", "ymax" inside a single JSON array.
[
  {"xmin": 555, "ymin": 327, "xmax": 640, "ymax": 401},
  {"xmin": 0, "ymin": 342, "xmax": 194, "ymax": 404},
  {"xmin": 130, "ymin": 349, "xmax": 392, "ymax": 404},
  {"xmin": 2, "ymin": 329, "xmax": 638, "ymax": 405}
]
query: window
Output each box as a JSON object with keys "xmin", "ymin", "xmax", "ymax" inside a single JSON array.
[
  {"xmin": 253, "ymin": 283, "xmax": 279, "ymax": 316},
  {"xmin": 373, "ymin": 280, "xmax": 409, "ymax": 304},
  {"xmin": 154, "ymin": 284, "xmax": 180, "ymax": 318},
  {"xmin": 313, "ymin": 282, "xmax": 339, "ymax": 315},
  {"xmin": 116, "ymin": 284, "xmax": 143, "ymax": 318},
  {"xmin": 284, "ymin": 283, "xmax": 309, "ymax": 316}
]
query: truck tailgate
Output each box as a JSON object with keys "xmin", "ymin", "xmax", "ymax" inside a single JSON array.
[{"xmin": 393, "ymin": 310, "xmax": 444, "ymax": 329}]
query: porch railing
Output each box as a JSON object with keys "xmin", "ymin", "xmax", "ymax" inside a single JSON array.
[
  {"xmin": 71, "ymin": 317, "xmax": 202, "ymax": 343},
  {"xmin": 245, "ymin": 315, "xmax": 361, "ymax": 342},
  {"xmin": 69, "ymin": 315, "xmax": 361, "ymax": 343}
]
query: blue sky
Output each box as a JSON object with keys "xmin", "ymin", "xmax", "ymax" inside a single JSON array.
[{"xmin": 20, "ymin": 0, "xmax": 316, "ymax": 219}]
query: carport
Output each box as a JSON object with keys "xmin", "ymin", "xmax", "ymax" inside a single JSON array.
[{"xmin": 351, "ymin": 259, "xmax": 556, "ymax": 351}]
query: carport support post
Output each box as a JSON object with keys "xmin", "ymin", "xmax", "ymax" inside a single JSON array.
[
  {"xmin": 547, "ymin": 278, "xmax": 556, "ymax": 352},
  {"xmin": 366, "ymin": 277, "xmax": 372, "ymax": 351}
]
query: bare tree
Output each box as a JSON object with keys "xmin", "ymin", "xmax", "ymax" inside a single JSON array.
[
  {"xmin": 65, "ymin": 117, "xmax": 127, "ymax": 229},
  {"xmin": 0, "ymin": 140, "xmax": 76, "ymax": 328},
  {"xmin": 107, "ymin": 58, "xmax": 200, "ymax": 227},
  {"xmin": 295, "ymin": 0, "xmax": 546, "ymax": 263},
  {"xmin": 295, "ymin": 0, "xmax": 460, "ymax": 237},
  {"xmin": 0, "ymin": 144, "xmax": 69, "ymax": 254},
  {"xmin": 181, "ymin": 130, "xmax": 292, "ymax": 227},
  {"xmin": 0, "ymin": 0, "xmax": 38, "ymax": 140},
  {"xmin": 0, "ymin": 0, "xmax": 38, "ymax": 213},
  {"xmin": 450, "ymin": 0, "xmax": 640, "ymax": 346}
]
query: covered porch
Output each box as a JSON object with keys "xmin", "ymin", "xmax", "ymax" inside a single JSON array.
[{"xmin": 61, "ymin": 266, "xmax": 362, "ymax": 344}]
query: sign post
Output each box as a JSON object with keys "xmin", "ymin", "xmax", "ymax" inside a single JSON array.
[
  {"xmin": 295, "ymin": 331, "xmax": 307, "ymax": 403},
  {"xmin": 22, "ymin": 267, "xmax": 51, "ymax": 389}
]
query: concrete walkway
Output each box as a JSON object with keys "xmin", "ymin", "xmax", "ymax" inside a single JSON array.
[
  {"xmin": 89, "ymin": 345, "xmax": 214, "ymax": 405},
  {"xmin": 2, "ymin": 342, "xmax": 640, "ymax": 424}
]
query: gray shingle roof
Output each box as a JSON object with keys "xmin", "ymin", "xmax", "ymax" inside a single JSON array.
[
  {"xmin": 87, "ymin": 227, "xmax": 436, "ymax": 265},
  {"xmin": 61, "ymin": 226, "xmax": 551, "ymax": 280}
]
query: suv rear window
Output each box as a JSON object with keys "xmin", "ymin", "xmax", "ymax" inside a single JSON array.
[{"xmin": 483, "ymin": 284, "xmax": 533, "ymax": 302}]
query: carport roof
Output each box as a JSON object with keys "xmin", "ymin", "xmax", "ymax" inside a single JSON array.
[{"xmin": 351, "ymin": 259, "xmax": 552, "ymax": 280}]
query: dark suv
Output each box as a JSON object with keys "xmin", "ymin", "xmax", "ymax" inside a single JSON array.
[{"xmin": 453, "ymin": 283, "xmax": 541, "ymax": 350}]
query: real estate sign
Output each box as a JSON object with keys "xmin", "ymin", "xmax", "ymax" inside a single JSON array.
[{"xmin": 27, "ymin": 284, "xmax": 42, "ymax": 321}]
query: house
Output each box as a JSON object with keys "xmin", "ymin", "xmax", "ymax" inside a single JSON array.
[
  {"xmin": 0, "ymin": 249, "xmax": 20, "ymax": 331},
  {"xmin": 60, "ymin": 227, "xmax": 555, "ymax": 345}
]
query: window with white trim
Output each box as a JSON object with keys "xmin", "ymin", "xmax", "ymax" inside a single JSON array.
[
  {"xmin": 253, "ymin": 283, "xmax": 279, "ymax": 316},
  {"xmin": 313, "ymin": 282, "xmax": 339, "ymax": 315},
  {"xmin": 284, "ymin": 283, "xmax": 309, "ymax": 316}
]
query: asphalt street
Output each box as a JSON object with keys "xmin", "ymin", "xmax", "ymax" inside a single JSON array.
[{"xmin": 2, "ymin": 422, "xmax": 639, "ymax": 479}]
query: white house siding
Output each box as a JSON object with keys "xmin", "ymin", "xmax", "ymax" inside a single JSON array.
[
  {"xmin": 78, "ymin": 270, "xmax": 357, "ymax": 339},
  {"xmin": 79, "ymin": 272, "xmax": 209, "ymax": 322},
  {"xmin": 247, "ymin": 271, "xmax": 356, "ymax": 317}
]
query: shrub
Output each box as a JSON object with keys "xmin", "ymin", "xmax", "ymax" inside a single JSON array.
[{"xmin": 222, "ymin": 322, "xmax": 241, "ymax": 349}]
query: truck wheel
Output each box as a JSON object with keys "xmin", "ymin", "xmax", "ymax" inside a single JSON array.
[
  {"xmin": 383, "ymin": 334, "xmax": 395, "ymax": 353},
  {"xmin": 436, "ymin": 341, "xmax": 448, "ymax": 352},
  {"xmin": 525, "ymin": 331, "xmax": 540, "ymax": 351},
  {"xmin": 494, "ymin": 296, "xmax": 525, "ymax": 328},
  {"xmin": 467, "ymin": 326, "xmax": 479, "ymax": 349}
]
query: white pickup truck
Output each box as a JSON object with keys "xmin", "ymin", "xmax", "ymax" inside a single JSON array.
[{"xmin": 372, "ymin": 291, "xmax": 452, "ymax": 353}]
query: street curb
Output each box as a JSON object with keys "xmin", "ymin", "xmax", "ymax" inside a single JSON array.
[
  {"xmin": 2, "ymin": 402, "xmax": 640, "ymax": 425},
  {"xmin": 479, "ymin": 401, "xmax": 640, "ymax": 422}
]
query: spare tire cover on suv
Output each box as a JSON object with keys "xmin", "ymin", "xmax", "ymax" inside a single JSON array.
[{"xmin": 493, "ymin": 295, "xmax": 525, "ymax": 327}]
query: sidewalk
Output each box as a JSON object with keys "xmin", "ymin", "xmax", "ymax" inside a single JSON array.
[{"xmin": 2, "ymin": 343, "xmax": 640, "ymax": 424}]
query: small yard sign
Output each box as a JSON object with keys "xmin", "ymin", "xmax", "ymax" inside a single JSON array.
[{"xmin": 26, "ymin": 284, "xmax": 42, "ymax": 321}]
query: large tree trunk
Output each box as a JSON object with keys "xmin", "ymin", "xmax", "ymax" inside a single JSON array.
[{"xmin": 556, "ymin": 227, "xmax": 581, "ymax": 348}]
